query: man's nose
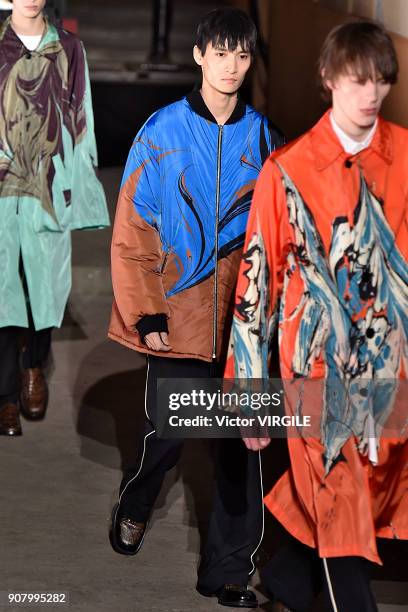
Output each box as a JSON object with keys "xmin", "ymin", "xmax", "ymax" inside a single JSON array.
[
  {"xmin": 365, "ymin": 80, "xmax": 379, "ymax": 101},
  {"xmin": 226, "ymin": 58, "xmax": 238, "ymax": 73}
]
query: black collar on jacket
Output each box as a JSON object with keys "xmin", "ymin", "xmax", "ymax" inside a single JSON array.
[{"xmin": 186, "ymin": 89, "xmax": 246, "ymax": 125}]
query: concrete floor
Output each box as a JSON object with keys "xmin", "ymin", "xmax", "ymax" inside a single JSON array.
[{"xmin": 0, "ymin": 168, "xmax": 407, "ymax": 612}]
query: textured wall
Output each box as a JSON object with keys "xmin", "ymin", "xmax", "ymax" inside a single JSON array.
[
  {"xmin": 381, "ymin": 0, "xmax": 408, "ymax": 37},
  {"xmin": 317, "ymin": 0, "xmax": 408, "ymax": 36}
]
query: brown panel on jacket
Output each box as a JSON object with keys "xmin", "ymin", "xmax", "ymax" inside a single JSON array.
[{"xmin": 109, "ymin": 248, "xmax": 243, "ymax": 363}]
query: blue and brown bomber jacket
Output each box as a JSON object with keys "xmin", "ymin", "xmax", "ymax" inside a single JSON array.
[{"xmin": 109, "ymin": 90, "xmax": 284, "ymax": 361}]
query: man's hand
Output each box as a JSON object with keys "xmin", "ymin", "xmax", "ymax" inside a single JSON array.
[
  {"xmin": 242, "ymin": 437, "xmax": 271, "ymax": 451},
  {"xmin": 144, "ymin": 331, "xmax": 172, "ymax": 352},
  {"xmin": 240, "ymin": 418, "xmax": 271, "ymax": 451}
]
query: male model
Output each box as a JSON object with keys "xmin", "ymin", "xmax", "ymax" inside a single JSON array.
[
  {"xmin": 109, "ymin": 7, "xmax": 284, "ymax": 609},
  {"xmin": 226, "ymin": 21, "xmax": 407, "ymax": 612},
  {"xmin": 0, "ymin": 0, "xmax": 109, "ymax": 435}
]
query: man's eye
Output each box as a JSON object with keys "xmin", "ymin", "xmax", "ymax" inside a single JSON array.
[{"xmin": 216, "ymin": 52, "xmax": 225, "ymax": 57}]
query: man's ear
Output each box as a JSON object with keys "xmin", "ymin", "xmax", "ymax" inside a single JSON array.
[
  {"xmin": 193, "ymin": 45, "xmax": 203, "ymax": 66},
  {"xmin": 321, "ymin": 69, "xmax": 334, "ymax": 92}
]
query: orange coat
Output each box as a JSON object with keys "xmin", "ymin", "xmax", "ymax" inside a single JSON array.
[{"xmin": 226, "ymin": 111, "xmax": 408, "ymax": 563}]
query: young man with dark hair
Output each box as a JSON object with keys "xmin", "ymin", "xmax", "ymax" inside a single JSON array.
[
  {"xmin": 108, "ymin": 7, "xmax": 284, "ymax": 608},
  {"xmin": 0, "ymin": 0, "xmax": 109, "ymax": 435},
  {"xmin": 226, "ymin": 21, "xmax": 407, "ymax": 612}
]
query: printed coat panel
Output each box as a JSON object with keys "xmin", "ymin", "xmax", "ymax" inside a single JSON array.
[
  {"xmin": 226, "ymin": 111, "xmax": 408, "ymax": 562},
  {"xmin": 0, "ymin": 18, "xmax": 109, "ymax": 330}
]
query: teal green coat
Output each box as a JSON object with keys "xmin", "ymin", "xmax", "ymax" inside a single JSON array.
[{"xmin": 0, "ymin": 18, "xmax": 109, "ymax": 330}]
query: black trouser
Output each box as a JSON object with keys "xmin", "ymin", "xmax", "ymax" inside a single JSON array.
[
  {"xmin": 118, "ymin": 355, "xmax": 264, "ymax": 592},
  {"xmin": 261, "ymin": 539, "xmax": 378, "ymax": 612},
  {"xmin": 0, "ymin": 323, "xmax": 52, "ymax": 407},
  {"xmin": 0, "ymin": 255, "xmax": 52, "ymax": 408}
]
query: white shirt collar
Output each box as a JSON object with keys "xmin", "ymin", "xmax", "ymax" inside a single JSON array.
[
  {"xmin": 330, "ymin": 112, "xmax": 377, "ymax": 155},
  {"xmin": 17, "ymin": 33, "xmax": 42, "ymax": 51}
]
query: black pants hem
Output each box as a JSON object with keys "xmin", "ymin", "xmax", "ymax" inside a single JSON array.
[
  {"xmin": 117, "ymin": 355, "xmax": 264, "ymax": 590},
  {"xmin": 261, "ymin": 539, "xmax": 378, "ymax": 612}
]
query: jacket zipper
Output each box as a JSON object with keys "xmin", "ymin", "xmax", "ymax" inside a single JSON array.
[{"xmin": 212, "ymin": 125, "xmax": 223, "ymax": 359}]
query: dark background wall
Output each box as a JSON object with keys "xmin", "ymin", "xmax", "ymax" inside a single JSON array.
[
  {"xmin": 3, "ymin": 0, "xmax": 408, "ymax": 161},
  {"xmin": 68, "ymin": 0, "xmax": 408, "ymax": 163}
]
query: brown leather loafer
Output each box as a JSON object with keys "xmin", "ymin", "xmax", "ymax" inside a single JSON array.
[
  {"xmin": 109, "ymin": 503, "xmax": 147, "ymax": 555},
  {"xmin": 20, "ymin": 367, "xmax": 48, "ymax": 420},
  {"xmin": 0, "ymin": 403, "xmax": 22, "ymax": 436}
]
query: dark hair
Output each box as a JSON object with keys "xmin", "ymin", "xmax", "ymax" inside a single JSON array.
[
  {"xmin": 196, "ymin": 8, "xmax": 257, "ymax": 56},
  {"xmin": 319, "ymin": 21, "xmax": 398, "ymax": 96}
]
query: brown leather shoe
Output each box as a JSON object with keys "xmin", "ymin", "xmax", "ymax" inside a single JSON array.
[
  {"xmin": 120, "ymin": 518, "xmax": 146, "ymax": 547},
  {"xmin": 0, "ymin": 403, "xmax": 22, "ymax": 436},
  {"xmin": 109, "ymin": 503, "xmax": 147, "ymax": 555},
  {"xmin": 20, "ymin": 367, "xmax": 48, "ymax": 420}
]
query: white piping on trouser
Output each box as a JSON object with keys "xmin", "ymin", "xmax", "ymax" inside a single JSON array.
[
  {"xmin": 249, "ymin": 450, "xmax": 265, "ymax": 576},
  {"xmin": 323, "ymin": 558, "xmax": 339, "ymax": 612},
  {"xmin": 117, "ymin": 357, "xmax": 155, "ymax": 509}
]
